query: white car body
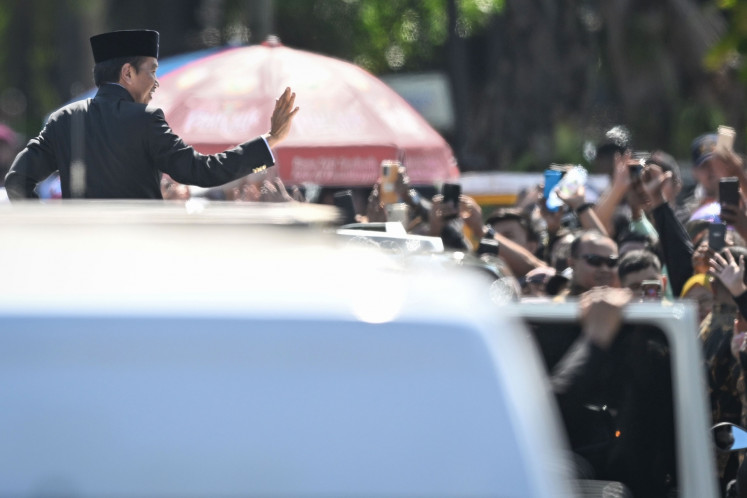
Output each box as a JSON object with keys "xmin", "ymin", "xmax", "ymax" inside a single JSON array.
[{"xmin": 0, "ymin": 202, "xmax": 576, "ymax": 497}]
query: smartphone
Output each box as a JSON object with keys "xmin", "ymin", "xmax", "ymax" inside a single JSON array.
[
  {"xmin": 628, "ymin": 163, "xmax": 643, "ymax": 181},
  {"xmin": 379, "ymin": 160, "xmax": 401, "ymax": 205},
  {"xmin": 442, "ymin": 182, "xmax": 461, "ymax": 210},
  {"xmin": 641, "ymin": 280, "xmax": 662, "ymax": 300},
  {"xmin": 628, "ymin": 152, "xmax": 649, "ymax": 181},
  {"xmin": 717, "ymin": 125, "xmax": 736, "ymax": 156},
  {"xmin": 719, "ymin": 177, "xmax": 740, "ymax": 208},
  {"xmin": 543, "ymin": 169, "xmax": 564, "ymax": 212},
  {"xmin": 709, "ymin": 221, "xmax": 727, "ymax": 252},
  {"xmin": 333, "ymin": 190, "xmax": 357, "ymax": 225}
]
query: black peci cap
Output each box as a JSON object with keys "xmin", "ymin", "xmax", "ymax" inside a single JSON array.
[{"xmin": 90, "ymin": 30, "xmax": 159, "ymax": 64}]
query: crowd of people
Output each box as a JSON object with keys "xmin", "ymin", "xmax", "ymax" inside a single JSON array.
[
  {"xmin": 245, "ymin": 124, "xmax": 743, "ymax": 497},
  {"xmin": 357, "ymin": 126, "xmax": 747, "ymax": 497},
  {"xmin": 140, "ymin": 121, "xmax": 747, "ymax": 495}
]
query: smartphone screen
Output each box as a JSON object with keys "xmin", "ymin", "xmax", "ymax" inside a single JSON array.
[
  {"xmin": 380, "ymin": 160, "xmax": 401, "ymax": 205},
  {"xmin": 628, "ymin": 152, "xmax": 648, "ymax": 182},
  {"xmin": 719, "ymin": 177, "xmax": 740, "ymax": 207},
  {"xmin": 709, "ymin": 222, "xmax": 727, "ymax": 252},
  {"xmin": 543, "ymin": 169, "xmax": 564, "ymax": 212},
  {"xmin": 442, "ymin": 183, "xmax": 461, "ymax": 209},
  {"xmin": 628, "ymin": 163, "xmax": 643, "ymax": 181},
  {"xmin": 333, "ymin": 190, "xmax": 357, "ymax": 225}
]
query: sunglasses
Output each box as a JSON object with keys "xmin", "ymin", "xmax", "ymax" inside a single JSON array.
[{"xmin": 580, "ymin": 254, "xmax": 619, "ymax": 268}]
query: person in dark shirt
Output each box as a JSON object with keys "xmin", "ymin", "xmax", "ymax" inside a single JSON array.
[{"xmin": 6, "ymin": 30, "xmax": 298, "ymax": 200}]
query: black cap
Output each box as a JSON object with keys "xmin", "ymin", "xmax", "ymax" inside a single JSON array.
[
  {"xmin": 691, "ymin": 133, "xmax": 718, "ymax": 167},
  {"xmin": 90, "ymin": 30, "xmax": 160, "ymax": 64}
]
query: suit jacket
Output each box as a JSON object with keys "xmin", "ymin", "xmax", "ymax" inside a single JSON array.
[{"xmin": 5, "ymin": 84, "xmax": 274, "ymax": 199}]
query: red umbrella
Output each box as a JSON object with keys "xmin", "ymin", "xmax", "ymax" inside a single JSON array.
[{"xmin": 151, "ymin": 38, "xmax": 459, "ymax": 186}]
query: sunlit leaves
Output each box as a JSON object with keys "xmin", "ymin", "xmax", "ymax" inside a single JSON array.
[
  {"xmin": 277, "ymin": 0, "xmax": 503, "ymax": 73},
  {"xmin": 707, "ymin": 0, "xmax": 747, "ymax": 81}
]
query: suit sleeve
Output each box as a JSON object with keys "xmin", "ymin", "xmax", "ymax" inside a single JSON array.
[
  {"xmin": 5, "ymin": 133, "xmax": 57, "ymax": 200},
  {"xmin": 146, "ymin": 108, "xmax": 275, "ymax": 187},
  {"xmin": 652, "ymin": 202, "xmax": 694, "ymax": 297}
]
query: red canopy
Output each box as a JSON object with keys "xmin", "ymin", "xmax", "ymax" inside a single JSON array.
[{"xmin": 151, "ymin": 39, "xmax": 459, "ymax": 186}]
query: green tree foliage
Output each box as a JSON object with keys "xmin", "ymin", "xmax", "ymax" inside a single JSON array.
[
  {"xmin": 706, "ymin": 0, "xmax": 747, "ymax": 78},
  {"xmin": 275, "ymin": 0, "xmax": 502, "ymax": 74}
]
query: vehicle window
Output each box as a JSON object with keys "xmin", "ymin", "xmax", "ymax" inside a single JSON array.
[{"xmin": 524, "ymin": 319, "xmax": 677, "ymax": 497}]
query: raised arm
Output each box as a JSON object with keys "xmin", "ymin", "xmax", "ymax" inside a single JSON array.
[
  {"xmin": 263, "ymin": 87, "xmax": 300, "ymax": 149},
  {"xmin": 556, "ymin": 183, "xmax": 608, "ymax": 237},
  {"xmin": 644, "ymin": 168, "xmax": 694, "ymax": 297},
  {"xmin": 594, "ymin": 152, "xmax": 632, "ymax": 236}
]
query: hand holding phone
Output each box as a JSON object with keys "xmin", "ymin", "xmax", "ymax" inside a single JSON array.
[
  {"xmin": 333, "ymin": 189, "xmax": 358, "ymax": 225},
  {"xmin": 543, "ymin": 169, "xmax": 564, "ymax": 212},
  {"xmin": 717, "ymin": 125, "xmax": 736, "ymax": 157},
  {"xmin": 627, "ymin": 152, "xmax": 650, "ymax": 182},
  {"xmin": 442, "ymin": 183, "xmax": 461, "ymax": 218},
  {"xmin": 719, "ymin": 177, "xmax": 740, "ymax": 208},
  {"xmin": 380, "ymin": 160, "xmax": 401, "ymax": 205}
]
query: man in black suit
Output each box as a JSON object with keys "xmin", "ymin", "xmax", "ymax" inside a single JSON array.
[{"xmin": 5, "ymin": 30, "xmax": 298, "ymax": 200}]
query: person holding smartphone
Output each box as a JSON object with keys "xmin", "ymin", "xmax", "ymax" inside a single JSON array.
[
  {"xmin": 718, "ymin": 175, "xmax": 747, "ymax": 247},
  {"xmin": 617, "ymin": 249, "xmax": 666, "ymax": 301},
  {"xmin": 687, "ymin": 129, "xmax": 747, "ymax": 221},
  {"xmin": 701, "ymin": 245, "xmax": 747, "ymax": 490}
]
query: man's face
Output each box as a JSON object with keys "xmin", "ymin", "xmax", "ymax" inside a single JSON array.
[
  {"xmin": 682, "ymin": 284, "xmax": 713, "ymax": 323},
  {"xmin": 620, "ymin": 266, "xmax": 662, "ymax": 300},
  {"xmin": 491, "ymin": 219, "xmax": 529, "ymax": 247},
  {"xmin": 570, "ymin": 237, "xmax": 619, "ymax": 291},
  {"xmin": 124, "ymin": 57, "xmax": 159, "ymax": 104},
  {"xmin": 692, "ymin": 159, "xmax": 719, "ymax": 198}
]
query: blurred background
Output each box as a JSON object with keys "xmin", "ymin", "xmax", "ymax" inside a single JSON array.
[{"xmin": 0, "ymin": 0, "xmax": 744, "ymax": 175}]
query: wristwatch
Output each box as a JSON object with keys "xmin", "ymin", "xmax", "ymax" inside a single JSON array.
[{"xmin": 574, "ymin": 202, "xmax": 595, "ymax": 216}]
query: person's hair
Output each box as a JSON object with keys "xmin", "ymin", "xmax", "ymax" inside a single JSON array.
[
  {"xmin": 569, "ymin": 229, "xmax": 613, "ymax": 259},
  {"xmin": 616, "ymin": 230, "xmax": 657, "ymax": 253},
  {"xmin": 547, "ymin": 228, "xmax": 576, "ymax": 271},
  {"xmin": 595, "ymin": 125, "xmax": 632, "ymax": 158},
  {"xmin": 685, "ymin": 219, "xmax": 711, "ymax": 246},
  {"xmin": 647, "ymin": 150, "xmax": 681, "ymax": 186},
  {"xmin": 93, "ymin": 56, "xmax": 148, "ymax": 87},
  {"xmin": 618, "ymin": 249, "xmax": 661, "ymax": 281},
  {"xmin": 486, "ymin": 208, "xmax": 539, "ymax": 243},
  {"xmin": 610, "ymin": 211, "xmax": 632, "ymax": 240}
]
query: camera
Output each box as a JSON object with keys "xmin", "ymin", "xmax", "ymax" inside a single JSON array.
[
  {"xmin": 641, "ymin": 280, "xmax": 662, "ymax": 300},
  {"xmin": 628, "ymin": 152, "xmax": 650, "ymax": 181}
]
